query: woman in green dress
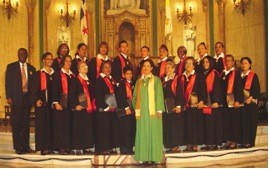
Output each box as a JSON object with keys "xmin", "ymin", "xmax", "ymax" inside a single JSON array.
[{"xmin": 133, "ymin": 59, "xmax": 165, "ymax": 164}]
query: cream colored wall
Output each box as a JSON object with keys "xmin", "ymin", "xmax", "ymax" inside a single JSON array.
[{"xmin": 225, "ymin": 0, "xmax": 266, "ymax": 92}]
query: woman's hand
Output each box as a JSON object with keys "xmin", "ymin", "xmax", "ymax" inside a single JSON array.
[
  {"xmin": 125, "ymin": 108, "xmax": 132, "ymax": 115},
  {"xmin": 36, "ymin": 100, "xmax": 43, "ymax": 107},
  {"xmin": 55, "ymin": 103, "xmax": 63, "ymax": 111},
  {"xmin": 234, "ymin": 102, "xmax": 240, "ymax": 108},
  {"xmin": 75, "ymin": 105, "xmax": 83, "ymax": 111},
  {"xmin": 197, "ymin": 101, "xmax": 204, "ymax": 109},
  {"xmin": 212, "ymin": 102, "xmax": 219, "ymax": 108},
  {"xmin": 174, "ymin": 107, "xmax": 181, "ymax": 113},
  {"xmin": 157, "ymin": 112, "xmax": 162, "ymax": 119},
  {"xmin": 245, "ymin": 96, "xmax": 253, "ymax": 104}
]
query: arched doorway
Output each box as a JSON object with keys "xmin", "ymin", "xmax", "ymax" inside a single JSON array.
[{"xmin": 119, "ymin": 22, "xmax": 135, "ymax": 59}]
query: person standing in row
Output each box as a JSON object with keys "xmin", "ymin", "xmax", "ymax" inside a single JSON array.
[
  {"xmin": 116, "ymin": 66, "xmax": 136, "ymax": 154},
  {"xmin": 201, "ymin": 56, "xmax": 223, "ymax": 151},
  {"xmin": 136, "ymin": 46, "xmax": 154, "ymax": 79},
  {"xmin": 69, "ymin": 62, "xmax": 95, "ymax": 155},
  {"xmin": 95, "ymin": 60, "xmax": 119, "ymax": 155},
  {"xmin": 154, "ymin": 44, "xmax": 172, "ymax": 79},
  {"xmin": 88, "ymin": 42, "xmax": 111, "ymax": 86},
  {"xmin": 113, "ymin": 40, "xmax": 133, "ymax": 84},
  {"xmin": 195, "ymin": 42, "xmax": 209, "ymax": 73},
  {"xmin": 220, "ymin": 54, "xmax": 244, "ymax": 149},
  {"xmin": 71, "ymin": 43, "xmax": 90, "ymax": 76},
  {"xmin": 52, "ymin": 55, "xmax": 74, "ymax": 155},
  {"xmin": 178, "ymin": 57, "xmax": 207, "ymax": 152},
  {"xmin": 133, "ymin": 59, "xmax": 165, "ymax": 164},
  {"xmin": 175, "ymin": 46, "xmax": 187, "ymax": 77},
  {"xmin": 52, "ymin": 43, "xmax": 70, "ymax": 72},
  {"xmin": 214, "ymin": 42, "xmax": 226, "ymax": 74},
  {"xmin": 5, "ymin": 48, "xmax": 36, "ymax": 154},
  {"xmin": 240, "ymin": 57, "xmax": 260, "ymax": 148},
  {"xmin": 162, "ymin": 61, "xmax": 184, "ymax": 153},
  {"xmin": 30, "ymin": 52, "xmax": 55, "ymax": 155}
]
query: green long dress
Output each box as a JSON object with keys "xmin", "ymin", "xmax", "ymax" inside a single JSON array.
[{"xmin": 132, "ymin": 75, "xmax": 165, "ymax": 162}]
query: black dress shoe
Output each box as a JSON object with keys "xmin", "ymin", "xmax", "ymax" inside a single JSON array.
[
  {"xmin": 208, "ymin": 145, "xmax": 218, "ymax": 151},
  {"xmin": 229, "ymin": 143, "xmax": 237, "ymax": 149},
  {"xmin": 41, "ymin": 150, "xmax": 50, "ymax": 155},
  {"xmin": 238, "ymin": 144, "xmax": 246, "ymax": 148},
  {"xmin": 59, "ymin": 149, "xmax": 68, "ymax": 155},
  {"xmin": 245, "ymin": 144, "xmax": 252, "ymax": 148},
  {"xmin": 76, "ymin": 150, "xmax": 83, "ymax": 155},
  {"xmin": 200, "ymin": 146, "xmax": 209, "ymax": 151},
  {"xmin": 23, "ymin": 148, "xmax": 35, "ymax": 153},
  {"xmin": 66, "ymin": 149, "xmax": 75, "ymax": 155},
  {"xmin": 83, "ymin": 149, "xmax": 94, "ymax": 155},
  {"xmin": 108, "ymin": 149, "xmax": 117, "ymax": 155},
  {"xmin": 15, "ymin": 150, "xmax": 25, "ymax": 155},
  {"xmin": 220, "ymin": 144, "xmax": 231, "ymax": 150}
]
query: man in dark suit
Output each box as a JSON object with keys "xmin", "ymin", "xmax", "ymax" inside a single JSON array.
[{"xmin": 5, "ymin": 48, "xmax": 36, "ymax": 154}]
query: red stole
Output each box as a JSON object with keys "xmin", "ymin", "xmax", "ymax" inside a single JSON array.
[
  {"xmin": 159, "ymin": 61, "xmax": 166, "ymax": 78},
  {"xmin": 103, "ymin": 76, "xmax": 115, "ymax": 94},
  {"xmin": 96, "ymin": 58, "xmax": 103, "ymax": 78},
  {"xmin": 119, "ymin": 54, "xmax": 127, "ymax": 78},
  {"xmin": 227, "ymin": 70, "xmax": 235, "ymax": 94},
  {"xmin": 171, "ymin": 75, "xmax": 178, "ymax": 96},
  {"xmin": 203, "ymin": 70, "xmax": 217, "ymax": 115},
  {"xmin": 61, "ymin": 72, "xmax": 68, "ymax": 94},
  {"xmin": 181, "ymin": 74, "xmax": 196, "ymax": 107},
  {"xmin": 77, "ymin": 75, "xmax": 95, "ymax": 113},
  {"xmin": 177, "ymin": 57, "xmax": 186, "ymax": 76},
  {"xmin": 40, "ymin": 71, "xmax": 47, "ymax": 91},
  {"xmin": 125, "ymin": 81, "xmax": 133, "ymax": 100},
  {"xmin": 244, "ymin": 71, "xmax": 254, "ymax": 90}
]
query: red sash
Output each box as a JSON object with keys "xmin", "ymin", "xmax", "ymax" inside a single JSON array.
[
  {"xmin": 103, "ymin": 76, "xmax": 115, "ymax": 94},
  {"xmin": 206, "ymin": 70, "xmax": 217, "ymax": 92},
  {"xmin": 40, "ymin": 71, "xmax": 47, "ymax": 91},
  {"xmin": 227, "ymin": 70, "xmax": 235, "ymax": 94},
  {"xmin": 171, "ymin": 75, "xmax": 178, "ymax": 96},
  {"xmin": 77, "ymin": 75, "xmax": 95, "ymax": 113},
  {"xmin": 61, "ymin": 72, "xmax": 68, "ymax": 94},
  {"xmin": 119, "ymin": 54, "xmax": 126, "ymax": 78},
  {"xmin": 159, "ymin": 61, "xmax": 166, "ymax": 78},
  {"xmin": 96, "ymin": 58, "xmax": 103, "ymax": 78},
  {"xmin": 181, "ymin": 74, "xmax": 196, "ymax": 107},
  {"xmin": 244, "ymin": 71, "xmax": 254, "ymax": 90},
  {"xmin": 177, "ymin": 57, "xmax": 186, "ymax": 76},
  {"xmin": 125, "ymin": 81, "xmax": 133, "ymax": 100}
]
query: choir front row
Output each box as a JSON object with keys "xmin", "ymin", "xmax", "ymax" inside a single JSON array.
[{"xmin": 5, "ymin": 46, "xmax": 260, "ymax": 164}]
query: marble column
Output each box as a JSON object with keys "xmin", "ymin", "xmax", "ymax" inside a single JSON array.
[
  {"xmin": 44, "ymin": 0, "xmax": 51, "ymax": 52},
  {"xmin": 216, "ymin": 0, "xmax": 226, "ymax": 45},
  {"xmin": 25, "ymin": 0, "xmax": 37, "ymax": 64},
  {"xmin": 202, "ymin": 0, "xmax": 210, "ymax": 52},
  {"xmin": 88, "ymin": 0, "xmax": 94, "ymax": 58}
]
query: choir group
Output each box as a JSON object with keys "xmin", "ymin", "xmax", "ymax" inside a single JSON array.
[{"xmin": 5, "ymin": 40, "xmax": 261, "ymax": 164}]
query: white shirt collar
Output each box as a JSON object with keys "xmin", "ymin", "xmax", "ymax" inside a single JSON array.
[
  {"xmin": 196, "ymin": 53, "xmax": 208, "ymax": 62},
  {"xmin": 141, "ymin": 73, "xmax": 152, "ymax": 79},
  {"xmin": 97, "ymin": 54, "xmax": 109, "ymax": 61},
  {"xmin": 158, "ymin": 56, "xmax": 168, "ymax": 63},
  {"xmin": 182, "ymin": 70, "xmax": 195, "ymax": 78},
  {"xmin": 214, "ymin": 52, "xmax": 225, "ymax": 59},
  {"xmin": 76, "ymin": 55, "xmax": 87, "ymax": 61},
  {"xmin": 223, "ymin": 67, "xmax": 235, "ymax": 76},
  {"xmin": 164, "ymin": 73, "xmax": 175, "ymax": 82},
  {"xmin": 120, "ymin": 53, "xmax": 128, "ymax": 59},
  {"xmin": 142, "ymin": 56, "xmax": 149, "ymax": 60},
  {"xmin": 61, "ymin": 68, "xmax": 73, "ymax": 76},
  {"xmin": 79, "ymin": 73, "xmax": 89, "ymax": 80},
  {"xmin": 100, "ymin": 72, "xmax": 112, "ymax": 79},
  {"xmin": 41, "ymin": 68, "xmax": 54, "ymax": 75},
  {"xmin": 241, "ymin": 70, "xmax": 251, "ymax": 78},
  {"xmin": 19, "ymin": 62, "xmax": 27, "ymax": 67},
  {"xmin": 127, "ymin": 79, "xmax": 132, "ymax": 83}
]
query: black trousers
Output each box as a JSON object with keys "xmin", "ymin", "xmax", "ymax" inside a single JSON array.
[{"xmin": 11, "ymin": 94, "xmax": 31, "ymax": 151}]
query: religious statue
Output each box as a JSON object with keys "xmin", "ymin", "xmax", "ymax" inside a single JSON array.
[
  {"xmin": 110, "ymin": 0, "xmax": 141, "ymax": 10},
  {"xmin": 57, "ymin": 26, "xmax": 71, "ymax": 48},
  {"xmin": 183, "ymin": 23, "xmax": 196, "ymax": 57}
]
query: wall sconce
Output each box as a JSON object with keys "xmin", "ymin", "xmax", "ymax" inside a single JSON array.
[
  {"xmin": 2, "ymin": 0, "xmax": 19, "ymax": 20},
  {"xmin": 176, "ymin": 0, "xmax": 193, "ymax": 25},
  {"xmin": 59, "ymin": 0, "xmax": 76, "ymax": 27},
  {"xmin": 233, "ymin": 0, "xmax": 250, "ymax": 15}
]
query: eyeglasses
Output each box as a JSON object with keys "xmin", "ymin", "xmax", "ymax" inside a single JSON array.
[{"xmin": 61, "ymin": 48, "xmax": 68, "ymax": 51}]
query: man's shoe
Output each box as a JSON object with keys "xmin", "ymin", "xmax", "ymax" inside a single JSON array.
[{"xmin": 23, "ymin": 148, "xmax": 35, "ymax": 153}]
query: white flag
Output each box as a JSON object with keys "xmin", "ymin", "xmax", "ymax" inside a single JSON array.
[
  {"xmin": 165, "ymin": 0, "xmax": 173, "ymax": 41},
  {"xmin": 80, "ymin": 0, "xmax": 88, "ymax": 45}
]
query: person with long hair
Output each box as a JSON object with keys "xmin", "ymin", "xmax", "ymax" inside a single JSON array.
[
  {"xmin": 30, "ymin": 52, "xmax": 55, "ymax": 155},
  {"xmin": 52, "ymin": 43, "xmax": 70, "ymax": 71},
  {"xmin": 154, "ymin": 44, "xmax": 173, "ymax": 78},
  {"xmin": 239, "ymin": 57, "xmax": 260, "ymax": 148},
  {"xmin": 201, "ymin": 56, "xmax": 223, "ymax": 151},
  {"xmin": 133, "ymin": 59, "xmax": 165, "ymax": 165},
  {"xmin": 195, "ymin": 42, "xmax": 209, "ymax": 73},
  {"xmin": 52, "ymin": 55, "xmax": 75, "ymax": 155},
  {"xmin": 71, "ymin": 43, "xmax": 90, "ymax": 76}
]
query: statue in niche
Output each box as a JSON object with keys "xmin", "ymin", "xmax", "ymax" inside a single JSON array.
[
  {"xmin": 183, "ymin": 23, "xmax": 196, "ymax": 57},
  {"xmin": 57, "ymin": 26, "xmax": 71, "ymax": 48},
  {"xmin": 110, "ymin": 0, "xmax": 141, "ymax": 10},
  {"xmin": 106, "ymin": 0, "xmax": 149, "ymax": 15}
]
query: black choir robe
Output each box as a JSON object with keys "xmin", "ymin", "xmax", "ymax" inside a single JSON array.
[
  {"xmin": 154, "ymin": 58, "xmax": 173, "ymax": 78},
  {"xmin": 162, "ymin": 75, "xmax": 185, "ymax": 148},
  {"xmin": 241, "ymin": 72, "xmax": 260, "ymax": 146},
  {"xmin": 175, "ymin": 57, "xmax": 186, "ymax": 76},
  {"xmin": 70, "ymin": 57, "xmax": 90, "ymax": 76},
  {"xmin": 69, "ymin": 76, "xmax": 94, "ymax": 150},
  {"xmin": 52, "ymin": 57, "xmax": 62, "ymax": 72},
  {"xmin": 95, "ymin": 75, "xmax": 119, "ymax": 153},
  {"xmin": 112, "ymin": 54, "xmax": 133, "ymax": 83},
  {"xmin": 115, "ymin": 78, "xmax": 136, "ymax": 154},
  {"xmin": 52, "ymin": 71, "xmax": 74, "ymax": 150},
  {"xmin": 214, "ymin": 56, "xmax": 225, "ymax": 74},
  {"xmin": 176, "ymin": 72, "xmax": 207, "ymax": 145},
  {"xmin": 203, "ymin": 69, "xmax": 223, "ymax": 146},
  {"xmin": 88, "ymin": 57, "xmax": 110, "ymax": 86},
  {"xmin": 30, "ymin": 70, "xmax": 54, "ymax": 151},
  {"xmin": 220, "ymin": 69, "xmax": 244, "ymax": 143}
]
